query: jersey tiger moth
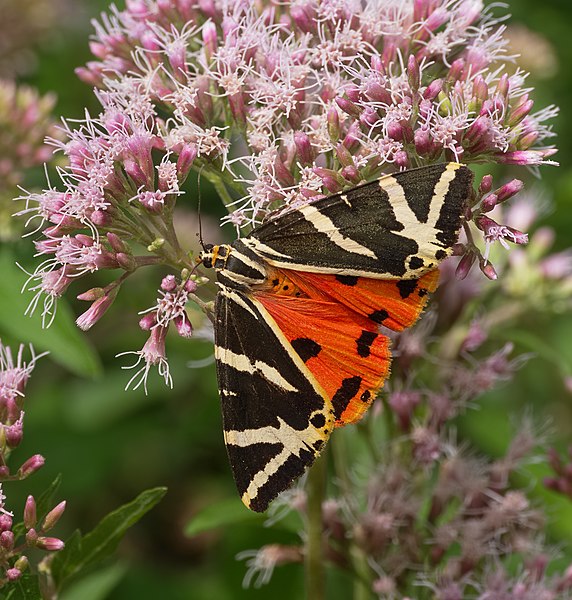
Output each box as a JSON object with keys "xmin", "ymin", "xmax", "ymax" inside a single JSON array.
[{"xmin": 200, "ymin": 162, "xmax": 473, "ymax": 512}]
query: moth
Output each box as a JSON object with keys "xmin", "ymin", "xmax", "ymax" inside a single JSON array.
[{"xmin": 200, "ymin": 162, "xmax": 473, "ymax": 512}]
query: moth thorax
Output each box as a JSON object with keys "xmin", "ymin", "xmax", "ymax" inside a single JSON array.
[
  {"xmin": 213, "ymin": 240, "xmax": 268, "ymax": 289},
  {"xmin": 200, "ymin": 244, "xmax": 231, "ymax": 270}
]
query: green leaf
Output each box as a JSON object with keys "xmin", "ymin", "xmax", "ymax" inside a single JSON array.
[
  {"xmin": 4, "ymin": 573, "xmax": 42, "ymax": 600},
  {"xmin": 51, "ymin": 487, "xmax": 166, "ymax": 589},
  {"xmin": 185, "ymin": 497, "xmax": 264, "ymax": 537},
  {"xmin": 60, "ymin": 563, "xmax": 127, "ymax": 600},
  {"xmin": 0, "ymin": 249, "xmax": 101, "ymax": 377}
]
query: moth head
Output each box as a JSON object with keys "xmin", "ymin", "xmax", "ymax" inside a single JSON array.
[{"xmin": 199, "ymin": 244, "xmax": 215, "ymax": 269}]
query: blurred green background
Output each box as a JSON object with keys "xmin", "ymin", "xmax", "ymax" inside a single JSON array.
[{"xmin": 3, "ymin": 0, "xmax": 572, "ymax": 598}]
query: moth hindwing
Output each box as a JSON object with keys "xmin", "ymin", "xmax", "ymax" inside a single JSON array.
[{"xmin": 202, "ymin": 162, "xmax": 473, "ymax": 512}]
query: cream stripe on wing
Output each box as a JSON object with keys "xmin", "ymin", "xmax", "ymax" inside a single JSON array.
[
  {"xmin": 214, "ymin": 346, "xmax": 298, "ymax": 393},
  {"xmin": 298, "ymin": 204, "xmax": 378, "ymax": 259},
  {"xmin": 225, "ymin": 417, "xmax": 326, "ymax": 504},
  {"xmin": 425, "ymin": 162, "xmax": 460, "ymax": 229}
]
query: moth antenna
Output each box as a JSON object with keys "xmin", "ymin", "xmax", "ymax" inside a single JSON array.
[{"xmin": 197, "ymin": 167, "xmax": 207, "ymax": 251}]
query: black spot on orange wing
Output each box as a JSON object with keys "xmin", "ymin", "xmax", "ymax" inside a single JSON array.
[
  {"xmin": 369, "ymin": 309, "xmax": 389, "ymax": 324},
  {"xmin": 396, "ymin": 279, "xmax": 417, "ymax": 299},
  {"xmin": 335, "ymin": 275, "xmax": 359, "ymax": 286},
  {"xmin": 360, "ymin": 390, "xmax": 371, "ymax": 402},
  {"xmin": 356, "ymin": 330, "xmax": 377, "ymax": 358},
  {"xmin": 291, "ymin": 337, "xmax": 322, "ymax": 362},
  {"xmin": 331, "ymin": 376, "xmax": 362, "ymax": 419}
]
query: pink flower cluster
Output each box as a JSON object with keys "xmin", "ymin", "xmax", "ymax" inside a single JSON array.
[
  {"xmin": 0, "ymin": 343, "xmax": 65, "ymax": 586},
  {"xmin": 18, "ymin": 0, "xmax": 558, "ymax": 387}
]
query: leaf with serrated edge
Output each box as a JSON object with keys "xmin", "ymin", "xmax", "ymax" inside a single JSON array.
[{"xmin": 51, "ymin": 487, "xmax": 166, "ymax": 589}]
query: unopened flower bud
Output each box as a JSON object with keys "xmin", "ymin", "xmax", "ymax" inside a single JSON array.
[
  {"xmin": 394, "ymin": 150, "xmax": 410, "ymax": 168},
  {"xmin": 6, "ymin": 567, "xmax": 21, "ymax": 581},
  {"xmin": 36, "ymin": 536, "xmax": 65, "ymax": 551},
  {"xmin": 0, "ymin": 529, "xmax": 14, "ymax": 551},
  {"xmin": 335, "ymin": 97, "xmax": 360, "ymax": 119},
  {"xmin": 116, "ymin": 253, "xmax": 137, "ymax": 270},
  {"xmin": 176, "ymin": 143, "xmax": 198, "ymax": 180},
  {"xmin": 294, "ymin": 132, "xmax": 314, "ymax": 165},
  {"xmin": 0, "ymin": 515, "xmax": 12, "ymax": 532},
  {"xmin": 13, "ymin": 556, "xmax": 28, "ymax": 573},
  {"xmin": 106, "ymin": 232, "xmax": 128, "ymax": 254},
  {"xmin": 479, "ymin": 258, "xmax": 498, "ymax": 280},
  {"xmin": 423, "ymin": 78, "xmax": 443, "ymax": 101},
  {"xmin": 508, "ymin": 98, "xmax": 534, "ymax": 127},
  {"xmin": 25, "ymin": 528, "xmax": 38, "ymax": 545},
  {"xmin": 496, "ymin": 179, "xmax": 524, "ymax": 203},
  {"xmin": 455, "ymin": 252, "xmax": 476, "ymax": 280},
  {"xmin": 407, "ymin": 54, "xmax": 420, "ymax": 91},
  {"xmin": 327, "ymin": 106, "xmax": 340, "ymax": 142},
  {"xmin": 139, "ymin": 313, "xmax": 157, "ymax": 331},
  {"xmin": 18, "ymin": 455, "xmax": 45, "ymax": 479},
  {"xmin": 77, "ymin": 287, "xmax": 105, "ymax": 302},
  {"xmin": 42, "ymin": 501, "xmax": 66, "ymax": 531},
  {"xmin": 161, "ymin": 275, "xmax": 177, "ymax": 292},
  {"xmin": 480, "ymin": 193, "xmax": 498, "ymax": 213},
  {"xmin": 184, "ymin": 279, "xmax": 198, "ymax": 293},
  {"xmin": 478, "ymin": 174, "xmax": 493, "ymax": 196}
]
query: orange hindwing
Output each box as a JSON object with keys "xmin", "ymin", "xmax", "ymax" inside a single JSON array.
[{"xmin": 255, "ymin": 268, "xmax": 438, "ymax": 426}]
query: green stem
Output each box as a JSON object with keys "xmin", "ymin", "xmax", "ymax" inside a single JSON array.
[{"xmin": 306, "ymin": 452, "xmax": 327, "ymax": 600}]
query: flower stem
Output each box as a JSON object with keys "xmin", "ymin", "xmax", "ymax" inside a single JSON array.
[{"xmin": 306, "ymin": 451, "xmax": 327, "ymax": 600}]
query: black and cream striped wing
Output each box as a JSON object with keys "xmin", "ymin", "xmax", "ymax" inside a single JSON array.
[
  {"xmin": 242, "ymin": 163, "xmax": 472, "ymax": 279},
  {"xmin": 214, "ymin": 286, "xmax": 335, "ymax": 512}
]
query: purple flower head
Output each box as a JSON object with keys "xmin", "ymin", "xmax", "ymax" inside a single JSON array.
[{"xmin": 15, "ymin": 0, "xmax": 557, "ymax": 394}]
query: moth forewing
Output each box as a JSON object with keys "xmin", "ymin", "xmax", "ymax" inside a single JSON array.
[
  {"xmin": 242, "ymin": 162, "xmax": 472, "ymax": 280},
  {"xmin": 214, "ymin": 288, "xmax": 335, "ymax": 512}
]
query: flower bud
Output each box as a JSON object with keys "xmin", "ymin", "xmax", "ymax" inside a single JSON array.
[
  {"xmin": 36, "ymin": 536, "xmax": 65, "ymax": 551},
  {"xmin": 18, "ymin": 455, "xmax": 45, "ymax": 479},
  {"xmin": 496, "ymin": 179, "xmax": 524, "ymax": 203},
  {"xmin": 184, "ymin": 279, "xmax": 198, "ymax": 293},
  {"xmin": 335, "ymin": 97, "xmax": 360, "ymax": 119},
  {"xmin": 480, "ymin": 193, "xmax": 498, "ymax": 213},
  {"xmin": 13, "ymin": 556, "xmax": 28, "ymax": 573},
  {"xmin": 407, "ymin": 54, "xmax": 420, "ymax": 91},
  {"xmin": 455, "ymin": 252, "xmax": 476, "ymax": 280},
  {"xmin": 479, "ymin": 258, "xmax": 498, "ymax": 280},
  {"xmin": 161, "ymin": 275, "xmax": 177, "ymax": 292},
  {"xmin": 327, "ymin": 106, "xmax": 340, "ymax": 142},
  {"xmin": 423, "ymin": 78, "xmax": 443, "ymax": 101},
  {"xmin": 6, "ymin": 568, "xmax": 21, "ymax": 581},
  {"xmin": 294, "ymin": 132, "xmax": 314, "ymax": 165},
  {"xmin": 139, "ymin": 313, "xmax": 157, "ymax": 331},
  {"xmin": 478, "ymin": 174, "xmax": 493, "ymax": 196},
  {"xmin": 0, "ymin": 530, "xmax": 14, "ymax": 550},
  {"xmin": 77, "ymin": 287, "xmax": 105, "ymax": 302},
  {"xmin": 42, "ymin": 501, "xmax": 67, "ymax": 531}
]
